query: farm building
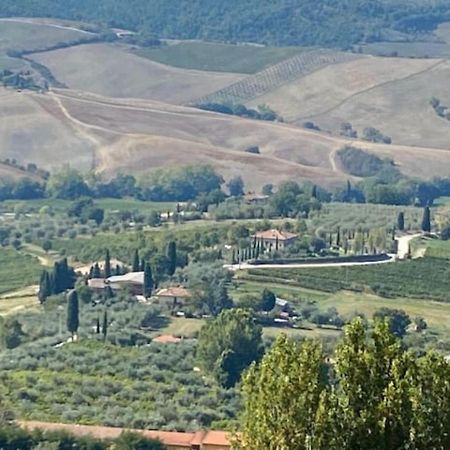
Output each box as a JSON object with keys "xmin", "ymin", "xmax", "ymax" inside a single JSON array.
[
  {"xmin": 253, "ymin": 229, "xmax": 298, "ymax": 248},
  {"xmin": 19, "ymin": 421, "xmax": 231, "ymax": 450},
  {"xmin": 155, "ymin": 286, "xmax": 192, "ymax": 306},
  {"xmin": 244, "ymin": 193, "xmax": 269, "ymax": 204},
  {"xmin": 88, "ymin": 272, "xmax": 144, "ymax": 295}
]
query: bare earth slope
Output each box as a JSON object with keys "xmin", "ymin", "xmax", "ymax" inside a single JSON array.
[
  {"xmin": 4, "ymin": 87, "xmax": 450, "ymax": 190},
  {"xmin": 31, "ymin": 43, "xmax": 245, "ymax": 104},
  {"xmin": 301, "ymin": 59, "xmax": 450, "ymax": 149},
  {"xmin": 0, "ymin": 89, "xmax": 95, "ymax": 171},
  {"xmin": 246, "ymin": 55, "xmax": 450, "ymax": 149}
]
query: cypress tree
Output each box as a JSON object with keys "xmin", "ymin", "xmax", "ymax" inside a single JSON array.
[
  {"xmin": 115, "ymin": 264, "xmax": 121, "ymax": 275},
  {"xmin": 38, "ymin": 271, "xmax": 51, "ymax": 304},
  {"xmin": 102, "ymin": 310, "xmax": 108, "ymax": 341},
  {"xmin": 132, "ymin": 250, "xmax": 140, "ymax": 272},
  {"xmin": 104, "ymin": 285, "xmax": 114, "ymax": 300},
  {"xmin": 421, "ymin": 207, "xmax": 431, "ymax": 233},
  {"xmin": 67, "ymin": 290, "xmax": 79, "ymax": 339},
  {"xmin": 92, "ymin": 263, "xmax": 101, "ymax": 279},
  {"xmin": 53, "ymin": 261, "xmax": 62, "ymax": 293},
  {"xmin": 48, "ymin": 272, "xmax": 55, "ymax": 296},
  {"xmin": 95, "ymin": 317, "xmax": 100, "ymax": 334},
  {"xmin": 232, "ymin": 249, "xmax": 236, "ymax": 264},
  {"xmin": 312, "ymin": 185, "xmax": 317, "ymax": 199},
  {"xmin": 166, "ymin": 241, "xmax": 177, "ymax": 275},
  {"xmin": 144, "ymin": 262, "xmax": 154, "ymax": 298},
  {"xmin": 275, "ymin": 236, "xmax": 279, "ymax": 251},
  {"xmin": 88, "ymin": 265, "xmax": 94, "ymax": 279},
  {"xmin": 104, "ymin": 249, "xmax": 111, "ymax": 279},
  {"xmin": 397, "ymin": 212, "xmax": 405, "ymax": 231},
  {"xmin": 336, "ymin": 227, "xmax": 341, "ymax": 247}
]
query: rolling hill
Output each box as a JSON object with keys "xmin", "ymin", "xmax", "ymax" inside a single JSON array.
[
  {"xmin": 4, "ymin": 86, "xmax": 450, "ymax": 191},
  {"xmin": 2, "ymin": 19, "xmax": 450, "ymax": 191},
  {"xmin": 31, "ymin": 43, "xmax": 245, "ymax": 104}
]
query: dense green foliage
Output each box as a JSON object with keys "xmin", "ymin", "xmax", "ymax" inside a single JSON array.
[
  {"xmin": 197, "ymin": 309, "xmax": 263, "ymax": 388},
  {"xmin": 238, "ymin": 320, "xmax": 450, "ymax": 450},
  {"xmin": 38, "ymin": 259, "xmax": 76, "ymax": 303},
  {"xmin": 337, "ymin": 146, "xmax": 395, "ymax": 177},
  {"xmin": 137, "ymin": 166, "xmax": 223, "ymax": 202},
  {"xmin": 0, "ymin": 425, "xmax": 166, "ymax": 449},
  {"xmin": 2, "ymin": 0, "xmax": 450, "ymax": 47},
  {"xmin": 197, "ymin": 103, "xmax": 280, "ymax": 122}
]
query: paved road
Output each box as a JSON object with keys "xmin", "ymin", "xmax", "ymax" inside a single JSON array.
[{"xmin": 225, "ymin": 233, "xmax": 423, "ymax": 271}]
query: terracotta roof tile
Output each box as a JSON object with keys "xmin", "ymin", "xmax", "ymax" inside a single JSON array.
[
  {"xmin": 19, "ymin": 421, "xmax": 231, "ymax": 448},
  {"xmin": 253, "ymin": 229, "xmax": 298, "ymax": 241}
]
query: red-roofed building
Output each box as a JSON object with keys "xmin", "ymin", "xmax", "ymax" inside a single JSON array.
[
  {"xmin": 19, "ymin": 421, "xmax": 231, "ymax": 450},
  {"xmin": 253, "ymin": 229, "xmax": 298, "ymax": 249}
]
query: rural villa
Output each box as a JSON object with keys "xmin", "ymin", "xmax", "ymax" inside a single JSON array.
[
  {"xmin": 155, "ymin": 286, "xmax": 192, "ymax": 306},
  {"xmin": 88, "ymin": 272, "xmax": 144, "ymax": 294},
  {"xmin": 253, "ymin": 229, "xmax": 298, "ymax": 248}
]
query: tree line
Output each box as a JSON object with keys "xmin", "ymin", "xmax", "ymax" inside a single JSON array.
[
  {"xmin": 2, "ymin": 162, "xmax": 449, "ymax": 210},
  {"xmin": 1, "ymin": 0, "xmax": 450, "ymax": 48}
]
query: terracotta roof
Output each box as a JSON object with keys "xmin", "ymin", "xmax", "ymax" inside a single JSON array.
[
  {"xmin": 203, "ymin": 430, "xmax": 232, "ymax": 446},
  {"xmin": 253, "ymin": 229, "xmax": 298, "ymax": 241},
  {"xmin": 153, "ymin": 335, "xmax": 182, "ymax": 344},
  {"xmin": 156, "ymin": 287, "xmax": 192, "ymax": 298},
  {"xmin": 18, "ymin": 421, "xmax": 230, "ymax": 448}
]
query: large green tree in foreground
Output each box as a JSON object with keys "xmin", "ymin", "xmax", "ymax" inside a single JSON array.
[
  {"xmin": 197, "ymin": 309, "xmax": 263, "ymax": 388},
  {"xmin": 237, "ymin": 320, "xmax": 450, "ymax": 450}
]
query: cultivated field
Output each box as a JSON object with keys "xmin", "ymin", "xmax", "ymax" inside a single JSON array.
[
  {"xmin": 136, "ymin": 41, "xmax": 306, "ymax": 74},
  {"xmin": 0, "ymin": 19, "xmax": 94, "ymax": 72},
  {"xmin": 31, "ymin": 43, "xmax": 246, "ymax": 104},
  {"xmin": 304, "ymin": 59, "xmax": 450, "ymax": 149},
  {"xmin": 193, "ymin": 50, "xmax": 361, "ymax": 105},
  {"xmin": 246, "ymin": 56, "xmax": 437, "ymax": 122}
]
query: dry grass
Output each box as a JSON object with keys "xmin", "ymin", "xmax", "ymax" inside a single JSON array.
[
  {"xmin": 31, "ymin": 43, "xmax": 245, "ymax": 104},
  {"xmin": 248, "ymin": 56, "xmax": 437, "ymax": 122},
  {"xmin": 297, "ymin": 59, "xmax": 450, "ymax": 150},
  {"xmin": 4, "ymin": 85, "xmax": 450, "ymax": 190}
]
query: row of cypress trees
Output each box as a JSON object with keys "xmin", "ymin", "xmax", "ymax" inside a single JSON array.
[{"xmin": 38, "ymin": 259, "xmax": 76, "ymax": 304}]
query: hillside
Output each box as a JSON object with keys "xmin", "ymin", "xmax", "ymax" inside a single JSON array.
[
  {"xmin": 31, "ymin": 43, "xmax": 245, "ymax": 104},
  {"xmin": 245, "ymin": 55, "xmax": 450, "ymax": 149},
  {"xmin": 4, "ymin": 87, "xmax": 450, "ymax": 191},
  {"xmin": 2, "ymin": 0, "xmax": 450, "ymax": 47}
]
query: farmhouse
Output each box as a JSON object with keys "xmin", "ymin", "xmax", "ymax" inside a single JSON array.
[
  {"xmin": 19, "ymin": 421, "xmax": 231, "ymax": 450},
  {"xmin": 88, "ymin": 272, "xmax": 144, "ymax": 295},
  {"xmin": 155, "ymin": 286, "xmax": 192, "ymax": 306},
  {"xmin": 253, "ymin": 229, "xmax": 298, "ymax": 248}
]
